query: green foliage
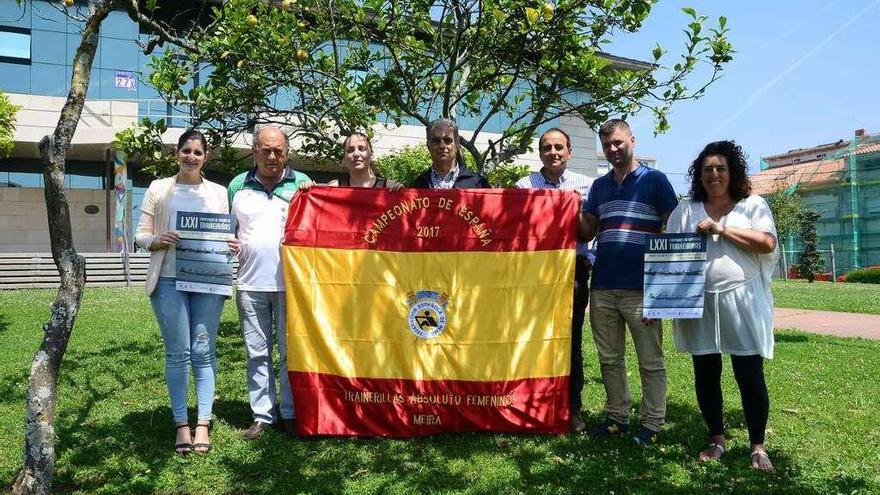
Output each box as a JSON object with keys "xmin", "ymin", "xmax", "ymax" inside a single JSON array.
[
  {"xmin": 797, "ymin": 209, "xmax": 824, "ymax": 283},
  {"xmin": 374, "ymin": 146, "xmax": 430, "ymax": 185},
  {"xmin": 1, "ymin": 288, "xmax": 879, "ymax": 493},
  {"xmin": 114, "ymin": 118, "xmax": 250, "ymax": 178},
  {"xmin": 113, "ymin": 118, "xmax": 178, "ymax": 177},
  {"xmin": 149, "ymin": 0, "xmax": 378, "ymax": 161},
  {"xmin": 146, "ymin": 0, "xmax": 733, "ymax": 171},
  {"xmin": 765, "ymin": 188, "xmax": 803, "ymax": 243},
  {"xmin": 0, "ymin": 90, "xmax": 21, "ymax": 159},
  {"xmin": 487, "ymin": 163, "xmax": 530, "ymax": 188},
  {"xmin": 844, "ymin": 267, "xmax": 880, "ymax": 284}
]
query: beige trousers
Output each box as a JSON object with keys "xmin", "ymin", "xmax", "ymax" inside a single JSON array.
[{"xmin": 589, "ymin": 289, "xmax": 667, "ymax": 431}]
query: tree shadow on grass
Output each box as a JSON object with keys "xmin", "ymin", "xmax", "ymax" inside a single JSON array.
[
  {"xmin": 42, "ymin": 398, "xmax": 873, "ymax": 495},
  {"xmin": 0, "ymin": 313, "xmax": 9, "ymax": 334},
  {"xmin": 138, "ymin": 401, "xmax": 868, "ymax": 495},
  {"xmin": 775, "ymin": 333, "xmax": 810, "ymax": 343},
  {"xmin": 776, "ymin": 331, "xmax": 880, "ymax": 350},
  {"xmin": 32, "ymin": 333, "xmax": 873, "ymax": 494}
]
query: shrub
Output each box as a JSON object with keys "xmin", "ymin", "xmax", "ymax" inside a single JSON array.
[
  {"xmin": 0, "ymin": 89, "xmax": 21, "ymax": 159},
  {"xmin": 843, "ymin": 267, "xmax": 880, "ymax": 284},
  {"xmin": 797, "ymin": 210, "xmax": 824, "ymax": 282},
  {"xmin": 487, "ymin": 163, "xmax": 530, "ymax": 188},
  {"xmin": 375, "ymin": 146, "xmax": 430, "ymax": 185}
]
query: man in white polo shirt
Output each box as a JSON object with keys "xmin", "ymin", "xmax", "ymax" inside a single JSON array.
[{"xmin": 228, "ymin": 126, "xmax": 311, "ymax": 439}]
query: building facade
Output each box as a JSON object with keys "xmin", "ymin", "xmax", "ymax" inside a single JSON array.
[
  {"xmin": 1, "ymin": 0, "xmax": 647, "ymax": 253},
  {"xmin": 752, "ymin": 129, "xmax": 880, "ymax": 275}
]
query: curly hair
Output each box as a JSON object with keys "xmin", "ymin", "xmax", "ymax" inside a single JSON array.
[{"xmin": 688, "ymin": 140, "xmax": 751, "ymax": 202}]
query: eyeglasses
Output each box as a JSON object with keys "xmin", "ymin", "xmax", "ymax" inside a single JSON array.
[
  {"xmin": 702, "ymin": 166, "xmax": 729, "ymax": 174},
  {"xmin": 256, "ymin": 147, "xmax": 286, "ymax": 157}
]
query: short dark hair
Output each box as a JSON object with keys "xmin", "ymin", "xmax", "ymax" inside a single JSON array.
[
  {"xmin": 343, "ymin": 132, "xmax": 373, "ymax": 153},
  {"xmin": 177, "ymin": 129, "xmax": 208, "ymax": 152},
  {"xmin": 426, "ymin": 118, "xmax": 459, "ymax": 140},
  {"xmin": 538, "ymin": 128, "xmax": 571, "ymax": 149},
  {"xmin": 598, "ymin": 119, "xmax": 631, "ymax": 138},
  {"xmin": 688, "ymin": 140, "xmax": 751, "ymax": 202}
]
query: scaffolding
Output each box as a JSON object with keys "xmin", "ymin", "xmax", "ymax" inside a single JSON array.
[{"xmin": 754, "ymin": 131, "xmax": 880, "ymax": 276}]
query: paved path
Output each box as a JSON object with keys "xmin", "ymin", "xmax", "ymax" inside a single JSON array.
[{"xmin": 774, "ymin": 307, "xmax": 880, "ymax": 340}]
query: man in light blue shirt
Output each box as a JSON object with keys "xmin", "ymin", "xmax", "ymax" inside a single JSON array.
[{"xmin": 515, "ymin": 127, "xmax": 593, "ymax": 432}]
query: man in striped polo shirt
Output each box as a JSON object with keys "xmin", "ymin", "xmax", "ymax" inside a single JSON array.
[
  {"xmin": 515, "ymin": 127, "xmax": 593, "ymax": 433},
  {"xmin": 580, "ymin": 119, "xmax": 678, "ymax": 446}
]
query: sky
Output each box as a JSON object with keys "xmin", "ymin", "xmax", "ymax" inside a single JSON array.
[{"xmin": 601, "ymin": 0, "xmax": 880, "ymax": 193}]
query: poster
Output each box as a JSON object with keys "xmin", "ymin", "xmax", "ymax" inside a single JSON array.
[
  {"xmin": 643, "ymin": 233, "xmax": 707, "ymax": 319},
  {"xmin": 175, "ymin": 211, "xmax": 236, "ymax": 296}
]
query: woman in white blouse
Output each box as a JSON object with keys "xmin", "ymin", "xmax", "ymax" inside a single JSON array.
[
  {"xmin": 666, "ymin": 140, "xmax": 778, "ymax": 471},
  {"xmin": 135, "ymin": 129, "xmax": 239, "ymax": 455}
]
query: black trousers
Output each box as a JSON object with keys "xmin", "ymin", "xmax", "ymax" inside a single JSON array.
[
  {"xmin": 570, "ymin": 257, "xmax": 590, "ymax": 412},
  {"xmin": 692, "ymin": 353, "xmax": 769, "ymax": 445}
]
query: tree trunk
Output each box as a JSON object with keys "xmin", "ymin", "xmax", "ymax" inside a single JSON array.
[{"xmin": 12, "ymin": 2, "xmax": 114, "ymax": 494}]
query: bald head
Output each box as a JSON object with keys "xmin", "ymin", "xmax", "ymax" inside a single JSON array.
[
  {"xmin": 254, "ymin": 126, "xmax": 288, "ymax": 153},
  {"xmin": 253, "ymin": 126, "xmax": 289, "ymax": 186}
]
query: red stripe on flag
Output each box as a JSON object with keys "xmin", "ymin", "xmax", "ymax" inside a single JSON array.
[
  {"xmin": 290, "ymin": 372, "xmax": 570, "ymax": 436},
  {"xmin": 283, "ymin": 187, "xmax": 579, "ymax": 252}
]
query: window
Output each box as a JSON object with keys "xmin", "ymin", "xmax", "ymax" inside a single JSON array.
[{"xmin": 0, "ymin": 26, "xmax": 31, "ymax": 64}]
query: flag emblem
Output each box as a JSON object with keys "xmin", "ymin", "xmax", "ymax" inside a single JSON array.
[{"xmin": 407, "ymin": 290, "xmax": 450, "ymax": 339}]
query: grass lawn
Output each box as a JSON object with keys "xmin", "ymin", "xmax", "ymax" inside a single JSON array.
[
  {"xmin": 1, "ymin": 288, "xmax": 879, "ymax": 494},
  {"xmin": 772, "ymin": 279, "xmax": 880, "ymax": 314}
]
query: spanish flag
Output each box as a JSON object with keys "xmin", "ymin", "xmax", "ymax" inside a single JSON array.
[{"xmin": 282, "ymin": 187, "xmax": 578, "ymax": 436}]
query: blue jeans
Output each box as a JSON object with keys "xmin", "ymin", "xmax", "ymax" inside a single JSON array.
[
  {"xmin": 236, "ymin": 290, "xmax": 294, "ymax": 423},
  {"xmin": 150, "ymin": 277, "xmax": 225, "ymax": 423}
]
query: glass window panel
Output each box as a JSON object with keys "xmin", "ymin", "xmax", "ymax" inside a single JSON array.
[
  {"xmin": 0, "ymin": 61, "xmax": 30, "ymax": 92},
  {"xmin": 31, "ymin": 1, "xmax": 68, "ymax": 32},
  {"xmin": 31, "ymin": 29, "xmax": 65, "ymax": 64},
  {"xmin": 0, "ymin": 1, "xmax": 30, "ymax": 28},
  {"xmin": 137, "ymin": 78, "xmax": 160, "ymax": 99},
  {"xmin": 99, "ymin": 36, "xmax": 138, "ymax": 70},
  {"xmin": 535, "ymin": 118, "xmax": 559, "ymax": 136},
  {"xmin": 100, "ymin": 10, "xmax": 136, "ymax": 40},
  {"xmin": 68, "ymin": 173, "xmax": 102, "ymax": 189},
  {"xmin": 0, "ymin": 30, "xmax": 30, "ymax": 60},
  {"xmin": 31, "ymin": 62, "xmax": 66, "ymax": 96},
  {"xmin": 8, "ymin": 171, "xmax": 42, "ymax": 188}
]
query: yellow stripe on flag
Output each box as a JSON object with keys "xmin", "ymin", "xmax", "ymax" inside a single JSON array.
[{"xmin": 283, "ymin": 246, "xmax": 574, "ymax": 382}]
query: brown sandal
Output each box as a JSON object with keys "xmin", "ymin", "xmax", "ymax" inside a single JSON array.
[
  {"xmin": 174, "ymin": 424, "xmax": 193, "ymax": 455},
  {"xmin": 698, "ymin": 442, "xmax": 725, "ymax": 461},
  {"xmin": 193, "ymin": 422, "xmax": 211, "ymax": 454},
  {"xmin": 750, "ymin": 449, "xmax": 774, "ymax": 471}
]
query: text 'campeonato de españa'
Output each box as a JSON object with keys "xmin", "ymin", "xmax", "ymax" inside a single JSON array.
[{"xmin": 362, "ymin": 196, "xmax": 495, "ymax": 246}]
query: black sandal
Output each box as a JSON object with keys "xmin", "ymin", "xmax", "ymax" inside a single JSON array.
[
  {"xmin": 193, "ymin": 422, "xmax": 211, "ymax": 454},
  {"xmin": 174, "ymin": 424, "xmax": 193, "ymax": 455}
]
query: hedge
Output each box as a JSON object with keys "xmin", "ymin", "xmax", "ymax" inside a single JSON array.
[{"xmin": 843, "ymin": 267, "xmax": 880, "ymax": 284}]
